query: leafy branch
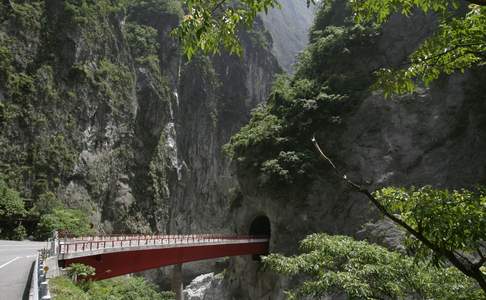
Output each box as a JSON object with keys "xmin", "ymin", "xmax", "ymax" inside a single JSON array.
[{"xmin": 312, "ymin": 137, "xmax": 486, "ymax": 293}]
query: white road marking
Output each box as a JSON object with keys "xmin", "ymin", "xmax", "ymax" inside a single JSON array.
[{"xmin": 0, "ymin": 257, "xmax": 20, "ymax": 269}]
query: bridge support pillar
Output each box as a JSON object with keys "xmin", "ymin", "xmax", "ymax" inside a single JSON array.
[{"xmin": 171, "ymin": 263, "xmax": 183, "ymax": 300}]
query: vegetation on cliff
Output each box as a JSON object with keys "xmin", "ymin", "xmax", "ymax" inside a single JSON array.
[
  {"xmin": 0, "ymin": 0, "xmax": 181, "ymax": 238},
  {"xmin": 224, "ymin": 1, "xmax": 377, "ymax": 189},
  {"xmin": 223, "ymin": 0, "xmax": 486, "ymax": 296},
  {"xmin": 1, "ymin": 0, "xmax": 275, "ymax": 239}
]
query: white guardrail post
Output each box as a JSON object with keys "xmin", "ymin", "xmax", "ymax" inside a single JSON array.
[
  {"xmin": 30, "ymin": 232, "xmax": 56, "ymax": 300},
  {"xmin": 28, "ymin": 253, "xmax": 39, "ymax": 300},
  {"xmin": 29, "ymin": 252, "xmax": 51, "ymax": 300},
  {"xmin": 38, "ymin": 253, "xmax": 51, "ymax": 299}
]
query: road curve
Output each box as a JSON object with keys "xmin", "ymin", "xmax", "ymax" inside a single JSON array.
[{"xmin": 0, "ymin": 240, "xmax": 46, "ymax": 300}]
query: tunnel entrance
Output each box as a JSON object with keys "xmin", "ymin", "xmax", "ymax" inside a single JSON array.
[{"xmin": 249, "ymin": 215, "xmax": 270, "ymax": 260}]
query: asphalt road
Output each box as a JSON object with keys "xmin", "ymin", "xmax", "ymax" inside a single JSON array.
[{"xmin": 0, "ymin": 240, "xmax": 46, "ymax": 300}]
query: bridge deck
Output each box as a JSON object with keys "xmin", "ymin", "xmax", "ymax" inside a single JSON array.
[{"xmin": 57, "ymin": 234, "xmax": 269, "ymax": 280}]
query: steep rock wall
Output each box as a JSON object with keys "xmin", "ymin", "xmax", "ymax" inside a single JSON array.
[
  {"xmin": 259, "ymin": 0, "xmax": 315, "ymax": 73},
  {"xmin": 218, "ymin": 3, "xmax": 486, "ymax": 300},
  {"xmin": 0, "ymin": 1, "xmax": 279, "ymax": 236}
]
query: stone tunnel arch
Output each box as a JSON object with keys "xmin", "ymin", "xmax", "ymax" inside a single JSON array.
[{"xmin": 249, "ymin": 215, "xmax": 271, "ymax": 260}]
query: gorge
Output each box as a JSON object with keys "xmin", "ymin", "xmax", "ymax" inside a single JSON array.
[{"xmin": 0, "ymin": 0, "xmax": 485, "ymax": 299}]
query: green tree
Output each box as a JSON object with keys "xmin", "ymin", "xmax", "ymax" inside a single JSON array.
[
  {"xmin": 374, "ymin": 186, "xmax": 486, "ymax": 288},
  {"xmin": 87, "ymin": 277, "xmax": 175, "ymax": 300},
  {"xmin": 312, "ymin": 139, "xmax": 486, "ymax": 294},
  {"xmin": 37, "ymin": 208, "xmax": 93, "ymax": 240},
  {"xmin": 33, "ymin": 191, "xmax": 63, "ymax": 215},
  {"xmin": 264, "ymin": 233, "xmax": 483, "ymax": 299},
  {"xmin": 0, "ymin": 178, "xmax": 27, "ymax": 240}
]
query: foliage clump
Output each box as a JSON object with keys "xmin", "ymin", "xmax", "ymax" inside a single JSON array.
[
  {"xmin": 264, "ymin": 233, "xmax": 483, "ymax": 299},
  {"xmin": 0, "ymin": 178, "xmax": 27, "ymax": 240},
  {"xmin": 223, "ymin": 1, "xmax": 388, "ymax": 190},
  {"xmin": 124, "ymin": 23, "xmax": 159, "ymax": 59},
  {"xmin": 37, "ymin": 208, "xmax": 94, "ymax": 240},
  {"xmin": 374, "ymin": 186, "xmax": 486, "ymax": 269},
  {"xmin": 67, "ymin": 263, "xmax": 96, "ymax": 283},
  {"xmin": 124, "ymin": 22, "xmax": 162, "ymax": 74},
  {"xmin": 224, "ymin": 76, "xmax": 348, "ymax": 188},
  {"xmin": 127, "ymin": 0, "xmax": 183, "ymax": 17},
  {"xmin": 351, "ymin": 0, "xmax": 486, "ymax": 96},
  {"xmin": 50, "ymin": 274, "xmax": 175, "ymax": 300}
]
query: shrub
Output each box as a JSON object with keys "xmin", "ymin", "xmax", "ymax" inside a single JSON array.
[
  {"xmin": 67, "ymin": 263, "xmax": 96, "ymax": 283},
  {"xmin": 0, "ymin": 178, "xmax": 26, "ymax": 219},
  {"xmin": 124, "ymin": 22, "xmax": 159, "ymax": 59},
  {"xmin": 37, "ymin": 208, "xmax": 93, "ymax": 240},
  {"xmin": 50, "ymin": 275, "xmax": 175, "ymax": 300},
  {"xmin": 12, "ymin": 224, "xmax": 27, "ymax": 240}
]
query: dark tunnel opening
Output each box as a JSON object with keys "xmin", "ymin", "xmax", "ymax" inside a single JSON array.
[{"xmin": 249, "ymin": 215, "xmax": 270, "ymax": 260}]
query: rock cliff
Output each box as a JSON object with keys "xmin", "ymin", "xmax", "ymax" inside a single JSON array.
[
  {"xmin": 0, "ymin": 0, "xmax": 281, "ymax": 240},
  {"xmin": 214, "ymin": 1, "xmax": 486, "ymax": 299},
  {"xmin": 259, "ymin": 0, "xmax": 315, "ymax": 73},
  {"xmin": 2, "ymin": 1, "xmax": 484, "ymax": 299}
]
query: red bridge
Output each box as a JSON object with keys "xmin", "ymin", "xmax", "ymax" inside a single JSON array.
[{"xmin": 56, "ymin": 234, "xmax": 269, "ymax": 280}]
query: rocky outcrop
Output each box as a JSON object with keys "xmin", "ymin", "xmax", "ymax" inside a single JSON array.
[
  {"xmin": 219, "ymin": 2, "xmax": 486, "ymax": 299},
  {"xmin": 183, "ymin": 273, "xmax": 225, "ymax": 300}
]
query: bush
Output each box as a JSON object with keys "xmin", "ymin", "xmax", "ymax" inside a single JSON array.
[
  {"xmin": 50, "ymin": 275, "xmax": 175, "ymax": 300},
  {"xmin": 67, "ymin": 263, "xmax": 96, "ymax": 283},
  {"xmin": 11, "ymin": 224, "xmax": 27, "ymax": 240},
  {"xmin": 37, "ymin": 208, "xmax": 93, "ymax": 240},
  {"xmin": 88, "ymin": 277, "xmax": 175, "ymax": 299},
  {"xmin": 124, "ymin": 22, "xmax": 159, "ymax": 59},
  {"xmin": 49, "ymin": 276, "xmax": 87, "ymax": 300}
]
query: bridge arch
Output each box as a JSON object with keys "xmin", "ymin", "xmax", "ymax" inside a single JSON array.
[{"xmin": 248, "ymin": 215, "xmax": 270, "ymax": 260}]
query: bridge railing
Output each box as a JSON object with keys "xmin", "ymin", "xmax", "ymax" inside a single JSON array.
[{"xmin": 58, "ymin": 234, "xmax": 269, "ymax": 255}]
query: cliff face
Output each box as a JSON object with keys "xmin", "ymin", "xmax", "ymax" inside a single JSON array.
[
  {"xmin": 3, "ymin": 1, "xmax": 485, "ymax": 299},
  {"xmin": 168, "ymin": 27, "xmax": 280, "ymax": 235},
  {"xmin": 259, "ymin": 0, "xmax": 315, "ymax": 73},
  {"xmin": 0, "ymin": 0, "xmax": 279, "ymax": 237},
  {"xmin": 215, "ymin": 2, "xmax": 486, "ymax": 299}
]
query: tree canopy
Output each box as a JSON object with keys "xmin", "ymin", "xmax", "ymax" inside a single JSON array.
[
  {"xmin": 264, "ymin": 233, "xmax": 483, "ymax": 299},
  {"xmin": 172, "ymin": 0, "xmax": 282, "ymax": 58},
  {"xmin": 372, "ymin": 186, "xmax": 486, "ymax": 292}
]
